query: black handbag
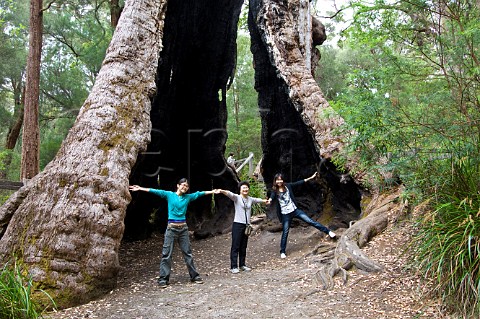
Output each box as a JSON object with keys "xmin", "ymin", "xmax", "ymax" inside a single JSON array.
[{"xmin": 244, "ymin": 224, "xmax": 253, "ymax": 236}]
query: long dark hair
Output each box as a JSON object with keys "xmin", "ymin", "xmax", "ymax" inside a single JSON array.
[{"xmin": 272, "ymin": 173, "xmax": 284, "ymax": 193}]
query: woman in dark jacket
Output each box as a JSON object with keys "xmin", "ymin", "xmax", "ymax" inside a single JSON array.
[{"xmin": 268, "ymin": 172, "xmax": 336, "ymax": 258}]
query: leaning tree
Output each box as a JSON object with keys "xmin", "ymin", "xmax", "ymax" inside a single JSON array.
[
  {"xmin": 0, "ymin": 0, "xmax": 168, "ymax": 306},
  {"xmin": 0, "ymin": 0, "xmax": 388, "ymax": 308}
]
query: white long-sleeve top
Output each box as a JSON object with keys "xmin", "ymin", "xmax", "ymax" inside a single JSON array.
[{"xmin": 224, "ymin": 191, "xmax": 264, "ymax": 224}]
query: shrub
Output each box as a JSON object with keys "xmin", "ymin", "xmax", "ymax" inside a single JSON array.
[
  {"xmin": 410, "ymin": 155, "xmax": 480, "ymax": 317},
  {"xmin": 0, "ymin": 261, "xmax": 56, "ymax": 319}
]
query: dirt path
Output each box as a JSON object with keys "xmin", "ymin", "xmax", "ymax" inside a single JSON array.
[{"xmin": 49, "ymin": 221, "xmax": 450, "ymax": 319}]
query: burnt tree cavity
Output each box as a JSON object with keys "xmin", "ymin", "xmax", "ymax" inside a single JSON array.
[
  {"xmin": 126, "ymin": 0, "xmax": 244, "ymax": 240},
  {"xmin": 126, "ymin": 0, "xmax": 362, "ymax": 240}
]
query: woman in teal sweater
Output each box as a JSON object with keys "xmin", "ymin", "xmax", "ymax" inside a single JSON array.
[{"xmin": 129, "ymin": 178, "xmax": 216, "ymax": 288}]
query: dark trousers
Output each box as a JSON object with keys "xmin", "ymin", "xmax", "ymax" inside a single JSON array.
[{"xmin": 230, "ymin": 222, "xmax": 249, "ymax": 269}]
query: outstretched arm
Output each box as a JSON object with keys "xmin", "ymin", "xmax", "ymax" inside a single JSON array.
[
  {"xmin": 129, "ymin": 185, "xmax": 150, "ymax": 192},
  {"xmin": 304, "ymin": 172, "xmax": 318, "ymax": 182},
  {"xmin": 213, "ymin": 189, "xmax": 236, "ymax": 201}
]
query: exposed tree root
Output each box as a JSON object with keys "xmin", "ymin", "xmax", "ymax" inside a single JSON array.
[{"xmin": 317, "ymin": 187, "xmax": 408, "ymax": 289}]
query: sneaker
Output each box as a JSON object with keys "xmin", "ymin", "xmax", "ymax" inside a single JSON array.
[
  {"xmin": 280, "ymin": 253, "xmax": 286, "ymax": 259},
  {"xmin": 240, "ymin": 266, "xmax": 251, "ymax": 272},
  {"xmin": 230, "ymin": 268, "xmax": 240, "ymax": 274},
  {"xmin": 192, "ymin": 276, "xmax": 204, "ymax": 284},
  {"xmin": 158, "ymin": 281, "xmax": 168, "ymax": 288},
  {"xmin": 328, "ymin": 231, "xmax": 336, "ymax": 238}
]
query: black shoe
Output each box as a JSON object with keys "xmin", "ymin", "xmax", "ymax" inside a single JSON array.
[
  {"xmin": 158, "ymin": 281, "xmax": 168, "ymax": 288},
  {"xmin": 191, "ymin": 276, "xmax": 204, "ymax": 284}
]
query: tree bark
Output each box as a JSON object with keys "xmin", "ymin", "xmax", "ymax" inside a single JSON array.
[
  {"xmin": 21, "ymin": 0, "xmax": 43, "ymax": 180},
  {"xmin": 251, "ymin": 0, "xmax": 345, "ymax": 159},
  {"xmin": 0, "ymin": 0, "xmax": 167, "ymax": 307}
]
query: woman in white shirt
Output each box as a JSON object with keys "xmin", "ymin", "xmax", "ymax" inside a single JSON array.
[{"xmin": 216, "ymin": 181, "xmax": 268, "ymax": 273}]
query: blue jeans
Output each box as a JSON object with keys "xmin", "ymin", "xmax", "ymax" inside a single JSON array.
[
  {"xmin": 159, "ymin": 225, "xmax": 200, "ymax": 284},
  {"xmin": 280, "ymin": 209, "xmax": 330, "ymax": 254},
  {"xmin": 231, "ymin": 222, "xmax": 249, "ymax": 269}
]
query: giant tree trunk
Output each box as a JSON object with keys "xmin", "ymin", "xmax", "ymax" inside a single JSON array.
[
  {"xmin": 249, "ymin": 0, "xmax": 394, "ymax": 286},
  {"xmin": 249, "ymin": 0, "xmax": 360, "ymax": 228},
  {"xmin": 0, "ymin": 0, "xmax": 166, "ymax": 307}
]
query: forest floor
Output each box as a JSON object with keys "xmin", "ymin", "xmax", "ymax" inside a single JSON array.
[{"xmin": 48, "ymin": 217, "xmax": 452, "ymax": 319}]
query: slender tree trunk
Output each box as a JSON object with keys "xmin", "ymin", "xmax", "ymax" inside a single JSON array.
[
  {"xmin": 0, "ymin": 0, "xmax": 167, "ymax": 308},
  {"xmin": 0, "ymin": 82, "xmax": 24, "ymax": 180},
  {"xmin": 110, "ymin": 0, "xmax": 123, "ymax": 28},
  {"xmin": 6, "ymin": 81, "xmax": 25, "ymax": 150},
  {"xmin": 21, "ymin": 0, "xmax": 42, "ymax": 180},
  {"xmin": 233, "ymin": 81, "xmax": 240, "ymax": 128}
]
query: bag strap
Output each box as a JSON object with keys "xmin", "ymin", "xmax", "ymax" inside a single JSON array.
[{"xmin": 242, "ymin": 197, "xmax": 249, "ymax": 225}]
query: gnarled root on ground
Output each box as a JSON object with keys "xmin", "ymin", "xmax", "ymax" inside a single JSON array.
[{"xmin": 316, "ymin": 186, "xmax": 408, "ymax": 289}]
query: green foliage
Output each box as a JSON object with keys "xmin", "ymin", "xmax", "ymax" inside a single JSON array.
[
  {"xmin": 411, "ymin": 155, "xmax": 480, "ymax": 317},
  {"xmin": 0, "ymin": 261, "xmax": 56, "ymax": 319},
  {"xmin": 318, "ymin": 0, "xmax": 480, "ymax": 196},
  {"xmin": 238, "ymin": 170, "xmax": 267, "ymax": 216},
  {"xmin": 43, "ymin": 2, "xmax": 112, "ymax": 79},
  {"xmin": 315, "ymin": 45, "xmax": 352, "ymax": 100},
  {"xmin": 226, "ymin": 34, "xmax": 261, "ymax": 160},
  {"xmin": 237, "ymin": 1, "xmax": 249, "ymax": 34},
  {"xmin": 0, "ymin": 148, "xmax": 20, "ymax": 181},
  {"xmin": 40, "ymin": 117, "xmax": 75, "ymax": 169},
  {"xmin": 0, "ymin": 149, "xmax": 10, "ymax": 172},
  {"xmin": 0, "ymin": 0, "xmax": 112, "ymax": 176},
  {"xmin": 0, "ymin": 190, "xmax": 14, "ymax": 205},
  {"xmin": 0, "ymin": 0, "xmax": 28, "ymax": 146},
  {"xmin": 5, "ymin": 150, "xmax": 20, "ymax": 181},
  {"xmin": 0, "ymin": 0, "xmax": 28, "ymax": 82},
  {"xmin": 317, "ymin": 2, "xmax": 480, "ymax": 315}
]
